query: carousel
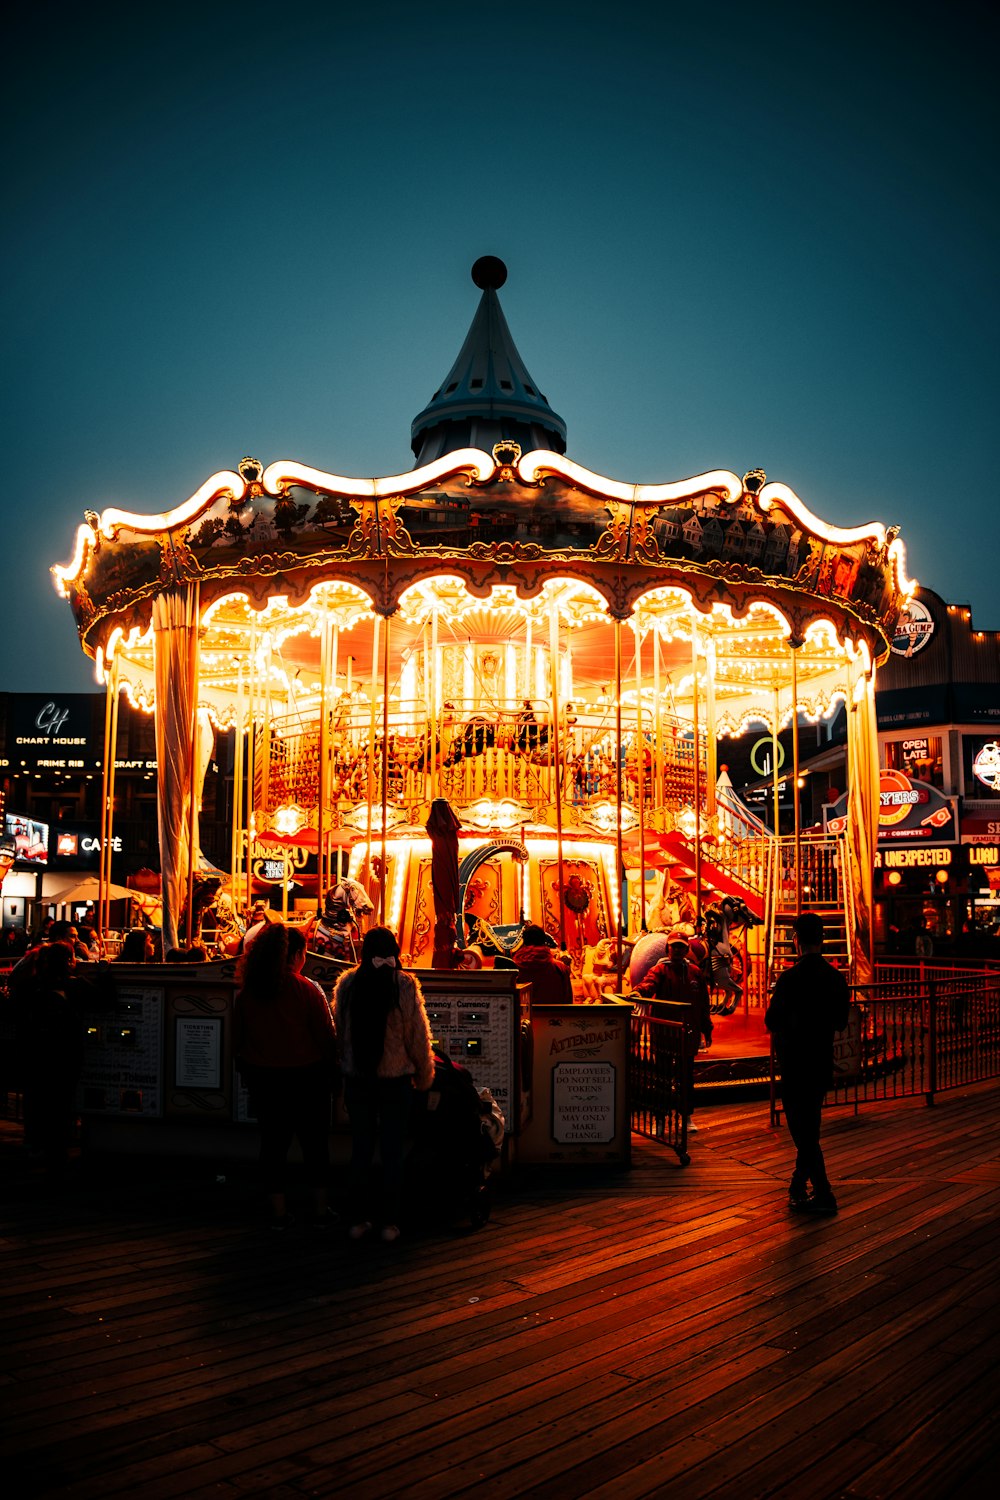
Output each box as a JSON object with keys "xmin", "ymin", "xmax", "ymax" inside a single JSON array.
[{"xmin": 52, "ymin": 257, "xmax": 911, "ymax": 1004}]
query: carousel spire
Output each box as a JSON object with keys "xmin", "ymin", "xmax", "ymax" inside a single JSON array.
[{"xmin": 410, "ymin": 257, "xmax": 567, "ymax": 465}]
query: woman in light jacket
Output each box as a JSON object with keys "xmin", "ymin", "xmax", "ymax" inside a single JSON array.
[{"xmin": 333, "ymin": 926, "xmax": 434, "ymax": 1244}]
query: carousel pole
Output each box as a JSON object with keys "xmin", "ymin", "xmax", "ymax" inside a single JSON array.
[
  {"xmin": 422, "ymin": 627, "xmax": 430, "ymax": 803},
  {"xmin": 705, "ymin": 637, "xmax": 718, "ymax": 821},
  {"xmin": 614, "ymin": 617, "xmax": 624, "ymax": 990},
  {"xmin": 430, "ymin": 604, "xmax": 439, "ymax": 801},
  {"xmin": 791, "ymin": 644, "xmax": 801, "ymax": 917},
  {"xmin": 97, "ymin": 655, "xmax": 114, "ymax": 939},
  {"xmin": 245, "ymin": 620, "xmax": 257, "ymax": 919},
  {"xmin": 548, "ymin": 601, "xmax": 567, "ymax": 949},
  {"xmin": 328, "ymin": 619, "xmax": 339, "ymax": 891},
  {"xmin": 317, "ymin": 612, "xmax": 330, "ymax": 913},
  {"xmin": 524, "ymin": 613, "xmax": 532, "ymax": 700},
  {"xmin": 653, "ymin": 628, "xmax": 662, "ymax": 811},
  {"xmin": 362, "ymin": 613, "xmax": 380, "ymax": 894},
  {"xmin": 379, "ymin": 611, "xmax": 391, "ymax": 924},
  {"xmin": 635, "ymin": 617, "xmax": 647, "ymax": 931},
  {"xmin": 230, "ymin": 660, "xmax": 243, "ymax": 902},
  {"xmin": 691, "ymin": 626, "xmax": 702, "ymax": 930},
  {"xmin": 184, "ymin": 581, "xmax": 201, "ymax": 947},
  {"xmin": 771, "ymin": 684, "xmax": 781, "ymax": 838},
  {"xmin": 104, "ymin": 658, "xmax": 122, "ymax": 939}
]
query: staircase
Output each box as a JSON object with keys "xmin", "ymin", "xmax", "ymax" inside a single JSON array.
[{"xmin": 766, "ymin": 834, "xmax": 852, "ymax": 981}]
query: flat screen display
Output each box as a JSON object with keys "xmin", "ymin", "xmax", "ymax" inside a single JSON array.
[{"xmin": 4, "ymin": 813, "xmax": 50, "ymax": 867}]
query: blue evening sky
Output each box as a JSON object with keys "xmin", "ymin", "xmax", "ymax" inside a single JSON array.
[{"xmin": 4, "ymin": 0, "xmax": 996, "ymax": 693}]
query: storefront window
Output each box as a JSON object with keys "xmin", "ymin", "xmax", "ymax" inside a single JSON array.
[
  {"xmin": 963, "ymin": 736, "xmax": 1000, "ymax": 801},
  {"xmin": 885, "ymin": 735, "xmax": 944, "ymax": 788}
]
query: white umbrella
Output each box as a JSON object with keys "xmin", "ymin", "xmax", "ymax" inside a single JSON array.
[{"xmin": 50, "ymin": 877, "xmax": 138, "ymax": 906}]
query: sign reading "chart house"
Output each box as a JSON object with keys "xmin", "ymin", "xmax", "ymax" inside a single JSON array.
[{"xmin": 6, "ymin": 695, "xmax": 100, "ymax": 766}]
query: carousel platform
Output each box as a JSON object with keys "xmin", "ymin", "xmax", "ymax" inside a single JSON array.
[{"xmin": 694, "ymin": 1006, "xmax": 773, "ymax": 1095}]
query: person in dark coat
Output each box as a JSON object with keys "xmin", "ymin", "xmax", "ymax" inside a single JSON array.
[
  {"xmin": 17, "ymin": 940, "xmax": 88, "ymax": 1172},
  {"xmin": 233, "ymin": 922, "xmax": 338, "ymax": 1229},
  {"xmin": 765, "ymin": 911, "xmax": 850, "ymax": 1215},
  {"xmin": 513, "ymin": 925, "xmax": 573, "ymax": 1005},
  {"xmin": 631, "ymin": 928, "xmax": 712, "ymax": 1131}
]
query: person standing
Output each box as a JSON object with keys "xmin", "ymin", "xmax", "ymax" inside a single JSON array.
[
  {"xmin": 334, "ymin": 926, "xmax": 434, "ymax": 1244},
  {"xmin": 631, "ymin": 928, "xmax": 712, "ymax": 1133},
  {"xmin": 765, "ymin": 911, "xmax": 850, "ymax": 1215},
  {"xmin": 513, "ymin": 924, "xmax": 573, "ymax": 1004},
  {"xmin": 233, "ymin": 923, "xmax": 338, "ymax": 1229},
  {"xmin": 17, "ymin": 940, "xmax": 89, "ymax": 1173}
]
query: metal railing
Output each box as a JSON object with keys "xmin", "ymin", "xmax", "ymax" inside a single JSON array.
[
  {"xmin": 769, "ymin": 964, "xmax": 1000, "ymax": 1122},
  {"xmin": 629, "ymin": 1009, "xmax": 690, "ymax": 1164}
]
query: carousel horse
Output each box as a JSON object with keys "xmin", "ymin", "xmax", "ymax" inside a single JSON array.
[
  {"xmin": 701, "ymin": 895, "xmax": 761, "ymax": 1015},
  {"xmin": 311, "ymin": 876, "xmax": 375, "ymax": 961},
  {"xmin": 464, "ymin": 912, "xmax": 526, "ymax": 957},
  {"xmin": 444, "ymin": 715, "xmax": 497, "ymax": 767},
  {"xmin": 178, "ymin": 875, "xmax": 225, "ymax": 950}
]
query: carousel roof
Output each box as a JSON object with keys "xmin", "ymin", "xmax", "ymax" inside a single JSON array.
[
  {"xmin": 410, "ymin": 257, "xmax": 567, "ymax": 465},
  {"xmin": 51, "ymin": 261, "xmax": 914, "ymax": 721}
]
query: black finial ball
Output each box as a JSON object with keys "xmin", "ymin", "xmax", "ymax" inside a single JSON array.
[{"xmin": 471, "ymin": 256, "xmax": 507, "ymax": 290}]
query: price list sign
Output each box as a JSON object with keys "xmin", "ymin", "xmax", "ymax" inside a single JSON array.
[{"xmin": 80, "ymin": 987, "xmax": 164, "ymax": 1117}]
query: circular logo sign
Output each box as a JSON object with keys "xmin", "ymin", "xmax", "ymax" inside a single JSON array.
[
  {"xmin": 879, "ymin": 769, "xmax": 923, "ymax": 827},
  {"xmin": 972, "ymin": 742, "xmax": 1000, "ymax": 792},
  {"xmin": 750, "ymin": 736, "xmax": 785, "ymax": 777},
  {"xmin": 891, "ymin": 599, "xmax": 935, "ymax": 657}
]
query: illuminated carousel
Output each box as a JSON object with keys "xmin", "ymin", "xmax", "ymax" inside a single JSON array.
[{"xmin": 53, "ymin": 257, "xmax": 911, "ymax": 995}]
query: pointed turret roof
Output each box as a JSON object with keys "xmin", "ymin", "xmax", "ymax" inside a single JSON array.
[{"xmin": 411, "ymin": 257, "xmax": 567, "ymax": 466}]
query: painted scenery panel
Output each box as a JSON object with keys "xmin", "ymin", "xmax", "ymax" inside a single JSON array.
[
  {"xmin": 649, "ymin": 495, "xmax": 819, "ymax": 580},
  {"xmin": 86, "ymin": 527, "xmax": 163, "ymax": 606},
  {"xmin": 399, "ymin": 476, "xmax": 609, "ymax": 552},
  {"xmin": 184, "ymin": 487, "xmax": 359, "ymax": 567}
]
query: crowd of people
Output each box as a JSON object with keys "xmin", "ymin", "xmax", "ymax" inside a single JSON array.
[{"xmin": 2, "ymin": 897, "xmax": 848, "ymax": 1224}]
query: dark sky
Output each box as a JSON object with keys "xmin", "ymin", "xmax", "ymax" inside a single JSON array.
[{"xmin": 5, "ymin": 0, "xmax": 997, "ymax": 693}]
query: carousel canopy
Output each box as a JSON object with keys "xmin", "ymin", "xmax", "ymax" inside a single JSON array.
[{"xmin": 52, "ymin": 260, "xmax": 913, "ymax": 730}]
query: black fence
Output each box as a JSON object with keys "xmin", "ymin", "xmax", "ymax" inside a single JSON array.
[
  {"xmin": 770, "ymin": 966, "xmax": 1000, "ymax": 1123},
  {"xmin": 629, "ymin": 1008, "xmax": 690, "ymax": 1164}
]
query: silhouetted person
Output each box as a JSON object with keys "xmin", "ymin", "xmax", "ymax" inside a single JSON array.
[{"xmin": 766, "ymin": 911, "xmax": 850, "ymax": 1215}]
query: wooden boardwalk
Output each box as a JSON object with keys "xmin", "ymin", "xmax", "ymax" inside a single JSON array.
[{"xmin": 2, "ymin": 1085, "xmax": 999, "ymax": 1499}]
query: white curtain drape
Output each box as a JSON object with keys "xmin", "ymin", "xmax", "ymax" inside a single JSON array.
[
  {"xmin": 846, "ymin": 663, "xmax": 879, "ymax": 984},
  {"xmin": 153, "ymin": 587, "xmax": 199, "ymax": 953}
]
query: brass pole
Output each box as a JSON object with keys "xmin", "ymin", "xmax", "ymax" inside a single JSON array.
[
  {"xmin": 245, "ymin": 621, "xmax": 257, "ymax": 919},
  {"xmin": 653, "ymin": 627, "xmax": 662, "ymax": 811},
  {"xmin": 184, "ymin": 581, "xmax": 201, "ymax": 947},
  {"xmin": 635, "ymin": 617, "xmax": 647, "ymax": 931},
  {"xmin": 317, "ymin": 613, "xmax": 329, "ymax": 913},
  {"xmin": 430, "ymin": 604, "xmax": 439, "ymax": 801},
  {"xmin": 614, "ymin": 617, "xmax": 624, "ymax": 990},
  {"xmin": 549, "ymin": 601, "xmax": 566, "ymax": 949},
  {"xmin": 230, "ymin": 660, "xmax": 243, "ymax": 901},
  {"xmin": 792, "ymin": 645, "xmax": 801, "ymax": 917},
  {"xmin": 692, "ymin": 627, "xmax": 702, "ymax": 930},
  {"xmin": 772, "ymin": 684, "xmax": 781, "ymax": 838},
  {"xmin": 97, "ymin": 657, "xmax": 114, "ymax": 939},
  {"xmin": 380, "ymin": 612, "xmax": 391, "ymax": 924},
  {"xmin": 705, "ymin": 637, "xmax": 718, "ymax": 820},
  {"xmin": 362, "ymin": 613, "xmax": 380, "ymax": 894},
  {"xmin": 104, "ymin": 655, "xmax": 121, "ymax": 939}
]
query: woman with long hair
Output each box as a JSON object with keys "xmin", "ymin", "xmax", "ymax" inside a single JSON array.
[
  {"xmin": 333, "ymin": 926, "xmax": 434, "ymax": 1243},
  {"xmin": 115, "ymin": 928, "xmax": 155, "ymax": 962},
  {"xmin": 233, "ymin": 922, "xmax": 337, "ymax": 1229}
]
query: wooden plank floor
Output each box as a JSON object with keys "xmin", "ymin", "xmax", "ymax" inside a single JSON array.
[{"xmin": 2, "ymin": 1085, "xmax": 999, "ymax": 1500}]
